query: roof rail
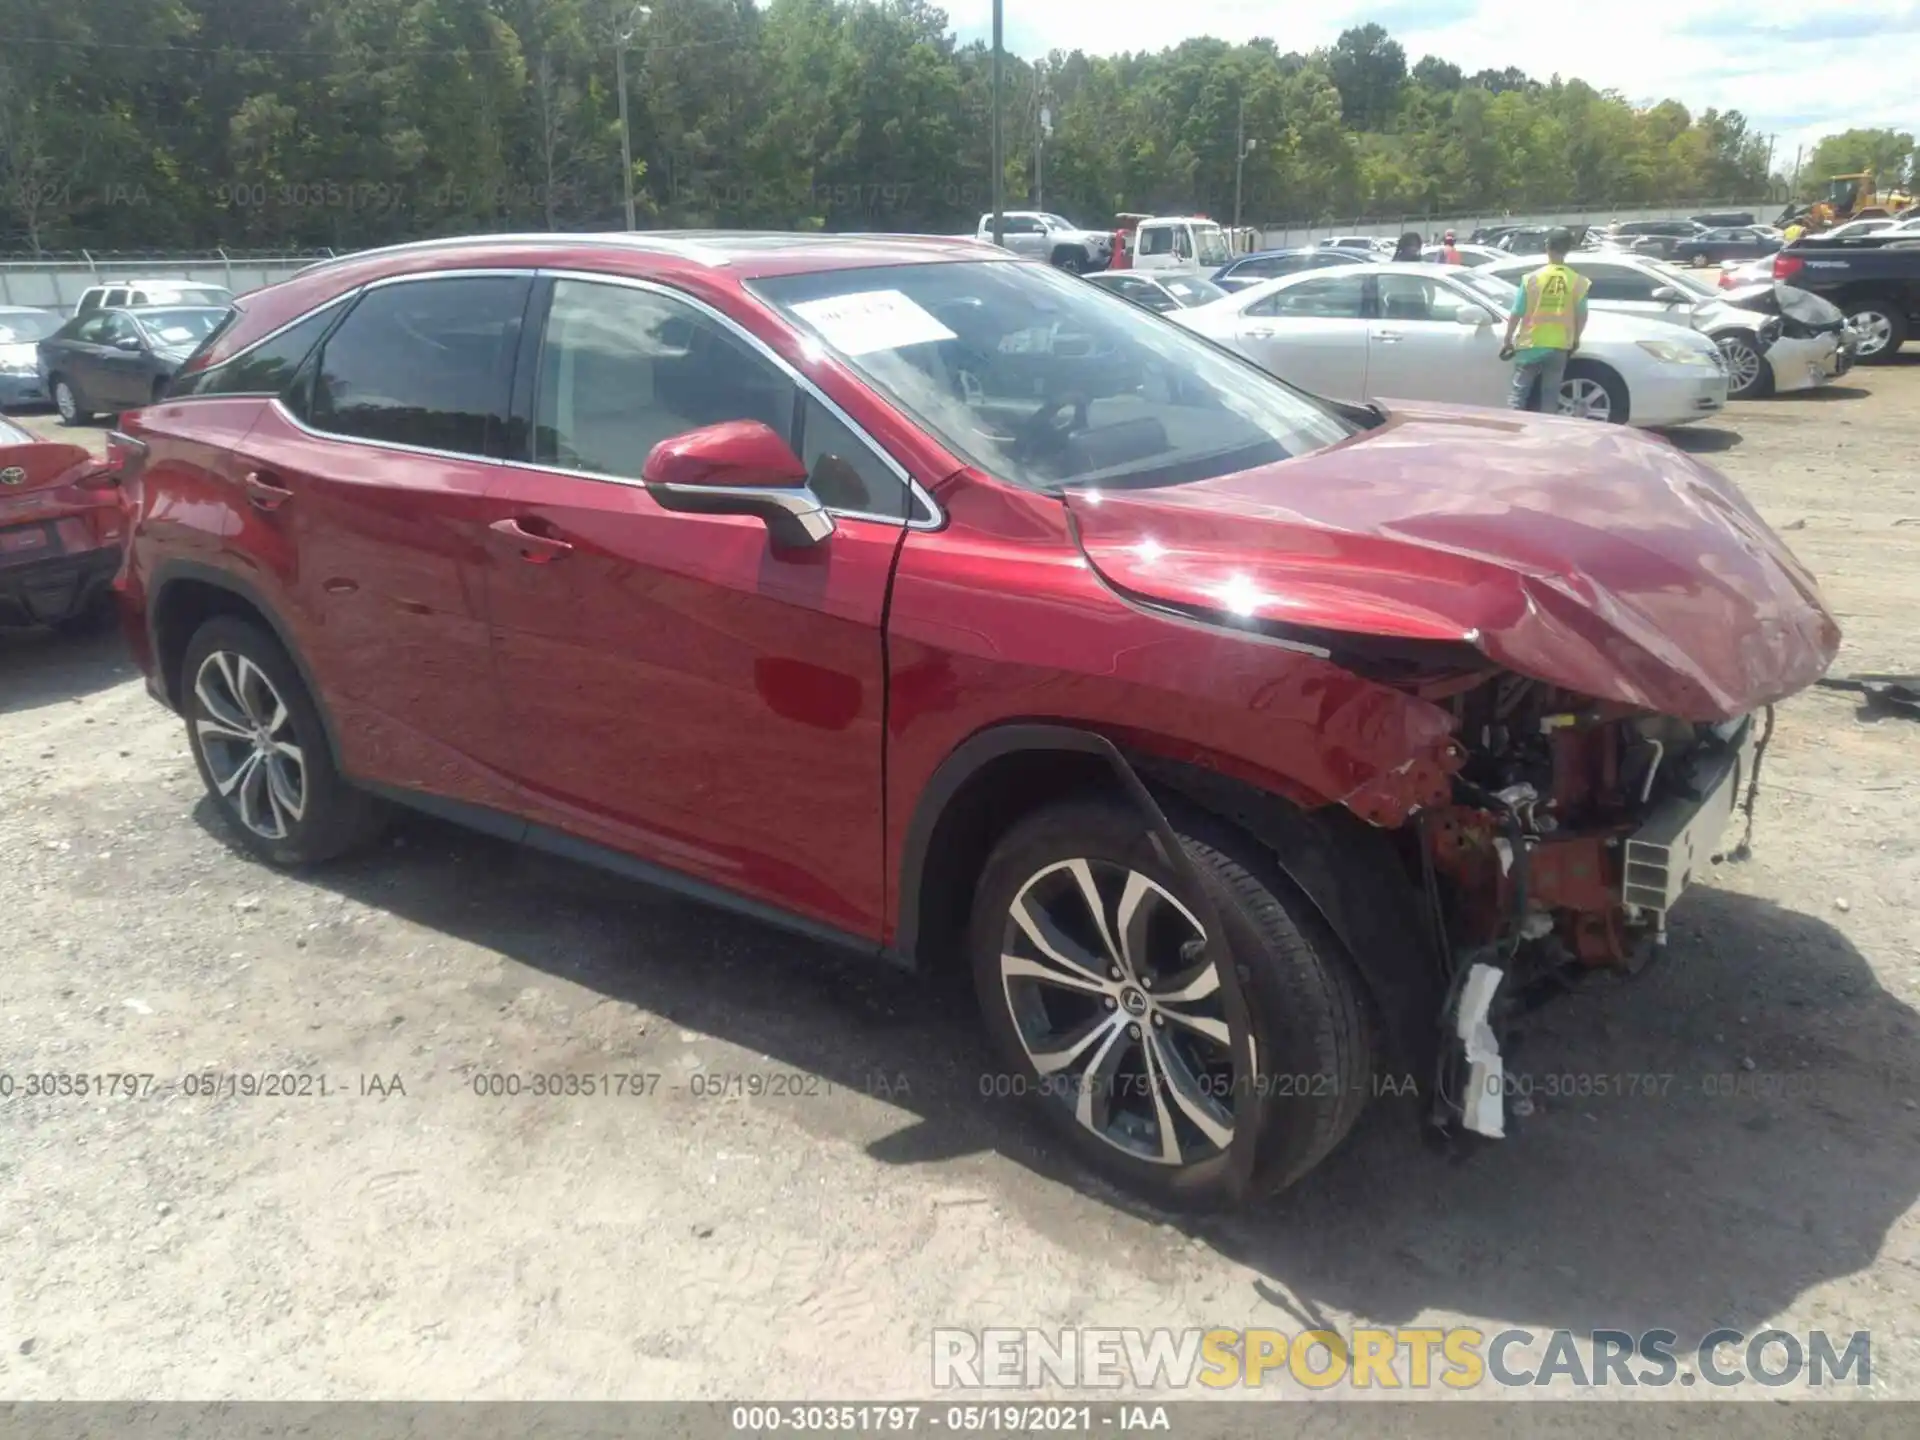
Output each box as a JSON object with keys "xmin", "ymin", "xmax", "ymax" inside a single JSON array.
[{"xmin": 287, "ymin": 230, "xmax": 743, "ymax": 280}]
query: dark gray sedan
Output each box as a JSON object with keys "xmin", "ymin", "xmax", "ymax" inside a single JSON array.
[{"xmin": 36, "ymin": 305, "xmax": 229, "ymax": 424}]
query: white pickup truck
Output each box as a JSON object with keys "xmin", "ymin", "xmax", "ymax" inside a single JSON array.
[
  {"xmin": 1130, "ymin": 216, "xmax": 1233, "ymax": 272},
  {"xmin": 972, "ymin": 212, "xmax": 1114, "ymax": 272}
]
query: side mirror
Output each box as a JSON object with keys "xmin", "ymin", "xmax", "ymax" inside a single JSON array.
[
  {"xmin": 1650, "ymin": 286, "xmax": 1684, "ymax": 303},
  {"xmin": 642, "ymin": 420, "xmax": 834, "ymax": 548},
  {"xmin": 1454, "ymin": 305, "xmax": 1492, "ymax": 327},
  {"xmin": 114, "ymin": 334, "xmax": 145, "ymax": 351}
]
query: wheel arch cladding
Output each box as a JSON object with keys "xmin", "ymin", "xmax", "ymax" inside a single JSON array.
[
  {"xmin": 896, "ymin": 727, "xmax": 1443, "ymax": 1081},
  {"xmin": 150, "ymin": 563, "xmax": 344, "ymax": 771}
]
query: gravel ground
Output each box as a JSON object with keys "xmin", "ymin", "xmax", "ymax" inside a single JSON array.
[{"xmin": 3, "ymin": 365, "xmax": 1919, "ymax": 1406}]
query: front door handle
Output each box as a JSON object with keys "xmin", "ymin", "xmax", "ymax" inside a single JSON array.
[
  {"xmin": 489, "ymin": 517, "xmax": 574, "ymax": 563},
  {"xmin": 243, "ymin": 470, "xmax": 294, "ymax": 511},
  {"xmin": 1374, "ymin": 328, "xmax": 1403, "ymax": 343}
]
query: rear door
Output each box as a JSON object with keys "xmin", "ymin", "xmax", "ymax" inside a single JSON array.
[
  {"xmin": 223, "ymin": 272, "xmax": 529, "ymax": 811},
  {"xmin": 479, "ymin": 273, "xmax": 916, "ymax": 937},
  {"xmin": 1235, "ymin": 273, "xmax": 1370, "ymax": 399},
  {"xmin": 1367, "ymin": 273, "xmax": 1507, "ymax": 406}
]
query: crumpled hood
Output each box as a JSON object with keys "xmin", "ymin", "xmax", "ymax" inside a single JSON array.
[{"xmin": 1066, "ymin": 402, "xmax": 1840, "ymax": 721}]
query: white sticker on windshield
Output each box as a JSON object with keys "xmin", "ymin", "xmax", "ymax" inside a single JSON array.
[{"xmin": 791, "ymin": 289, "xmax": 956, "ymax": 356}]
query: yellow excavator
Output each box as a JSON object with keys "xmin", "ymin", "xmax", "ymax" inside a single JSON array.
[{"xmin": 1781, "ymin": 171, "xmax": 1917, "ymax": 234}]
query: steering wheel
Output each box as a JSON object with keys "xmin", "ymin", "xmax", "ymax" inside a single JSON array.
[{"xmin": 1015, "ymin": 392, "xmax": 1090, "ymax": 457}]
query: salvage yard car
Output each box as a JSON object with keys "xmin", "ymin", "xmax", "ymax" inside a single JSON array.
[
  {"xmin": 111, "ymin": 233, "xmax": 1837, "ymax": 1208},
  {"xmin": 0, "ymin": 306, "xmax": 61, "ymax": 410},
  {"xmin": 38, "ymin": 305, "xmax": 232, "ymax": 423},
  {"xmin": 1481, "ymin": 253, "xmax": 1846, "ymax": 401},
  {"xmin": 1174, "ymin": 261, "xmax": 1730, "ymax": 425},
  {"xmin": 0, "ymin": 413, "xmax": 123, "ymax": 627}
]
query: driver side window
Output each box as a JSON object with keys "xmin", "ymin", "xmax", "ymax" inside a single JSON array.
[
  {"xmin": 1138, "ymin": 226, "xmax": 1172, "ymax": 256},
  {"xmin": 1577, "ymin": 264, "xmax": 1658, "ymax": 302},
  {"xmin": 1375, "ymin": 275, "xmax": 1463, "ymax": 322}
]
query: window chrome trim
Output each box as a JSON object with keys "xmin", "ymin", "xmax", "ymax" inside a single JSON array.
[
  {"xmin": 270, "ymin": 396, "xmax": 509, "ymax": 468},
  {"xmin": 536, "ymin": 268, "xmax": 944, "ymax": 530}
]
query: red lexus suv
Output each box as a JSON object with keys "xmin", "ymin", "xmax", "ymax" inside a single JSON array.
[{"xmin": 113, "ymin": 232, "xmax": 1838, "ymax": 1208}]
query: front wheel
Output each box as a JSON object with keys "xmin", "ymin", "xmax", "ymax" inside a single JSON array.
[
  {"xmin": 1051, "ymin": 248, "xmax": 1089, "ymax": 274},
  {"xmin": 1846, "ymin": 302, "xmax": 1907, "ymax": 364},
  {"xmin": 969, "ymin": 797, "xmax": 1373, "ymax": 1208},
  {"xmin": 1558, "ymin": 360, "xmax": 1630, "ymax": 424},
  {"xmin": 182, "ymin": 616, "xmax": 384, "ymax": 866},
  {"xmin": 1716, "ymin": 332, "xmax": 1774, "ymax": 400}
]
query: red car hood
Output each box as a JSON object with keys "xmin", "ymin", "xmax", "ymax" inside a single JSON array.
[{"xmin": 1066, "ymin": 402, "xmax": 1839, "ymax": 721}]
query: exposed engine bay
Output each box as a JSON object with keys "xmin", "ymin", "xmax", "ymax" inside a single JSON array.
[{"xmin": 1408, "ymin": 672, "xmax": 1770, "ymax": 1143}]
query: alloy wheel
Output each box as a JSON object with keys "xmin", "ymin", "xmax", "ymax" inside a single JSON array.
[
  {"xmin": 1559, "ymin": 376, "xmax": 1613, "ymax": 422},
  {"xmin": 1717, "ymin": 336, "xmax": 1763, "ymax": 395},
  {"xmin": 998, "ymin": 858, "xmax": 1236, "ymax": 1166},
  {"xmin": 54, "ymin": 382, "xmax": 76, "ymax": 422},
  {"xmin": 1851, "ymin": 310, "xmax": 1894, "ymax": 360},
  {"xmin": 192, "ymin": 650, "xmax": 307, "ymax": 840}
]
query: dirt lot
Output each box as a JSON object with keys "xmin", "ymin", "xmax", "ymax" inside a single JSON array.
[{"xmin": 3, "ymin": 365, "xmax": 1919, "ymax": 1406}]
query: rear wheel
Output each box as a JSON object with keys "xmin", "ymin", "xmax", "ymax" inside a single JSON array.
[
  {"xmin": 1846, "ymin": 302, "xmax": 1907, "ymax": 363},
  {"xmin": 181, "ymin": 616, "xmax": 384, "ymax": 866},
  {"xmin": 52, "ymin": 377, "xmax": 92, "ymax": 426},
  {"xmin": 1558, "ymin": 360, "xmax": 1630, "ymax": 424},
  {"xmin": 969, "ymin": 797, "xmax": 1373, "ymax": 1208},
  {"xmin": 1051, "ymin": 247, "xmax": 1089, "ymax": 274}
]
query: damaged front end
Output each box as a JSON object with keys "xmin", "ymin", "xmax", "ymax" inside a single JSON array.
[{"xmin": 1413, "ymin": 673, "xmax": 1772, "ymax": 1143}]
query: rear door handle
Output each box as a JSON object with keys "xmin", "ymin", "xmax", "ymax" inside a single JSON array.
[
  {"xmin": 489, "ymin": 517, "xmax": 574, "ymax": 563},
  {"xmin": 242, "ymin": 470, "xmax": 294, "ymax": 511}
]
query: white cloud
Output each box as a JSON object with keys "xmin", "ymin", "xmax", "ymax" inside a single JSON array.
[{"xmin": 941, "ymin": 0, "xmax": 1918, "ymax": 172}]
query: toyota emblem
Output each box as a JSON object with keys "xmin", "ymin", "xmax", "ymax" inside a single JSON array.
[{"xmin": 0, "ymin": 466, "xmax": 26, "ymax": 486}]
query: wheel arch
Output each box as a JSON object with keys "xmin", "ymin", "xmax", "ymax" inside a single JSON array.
[
  {"xmin": 894, "ymin": 725, "xmax": 1444, "ymax": 1078},
  {"xmin": 149, "ymin": 561, "xmax": 344, "ymax": 771}
]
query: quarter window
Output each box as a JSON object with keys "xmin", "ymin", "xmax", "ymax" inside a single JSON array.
[
  {"xmin": 169, "ymin": 299, "xmax": 343, "ymax": 400},
  {"xmin": 308, "ymin": 276, "xmax": 529, "ymax": 458}
]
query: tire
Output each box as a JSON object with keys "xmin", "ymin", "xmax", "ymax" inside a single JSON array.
[
  {"xmin": 1690, "ymin": 253, "xmax": 1710, "ymax": 268},
  {"xmin": 1716, "ymin": 332, "xmax": 1774, "ymax": 400},
  {"xmin": 1051, "ymin": 247, "xmax": 1089, "ymax": 274},
  {"xmin": 51, "ymin": 376, "xmax": 92, "ymax": 426},
  {"xmin": 1846, "ymin": 300, "xmax": 1907, "ymax": 364},
  {"xmin": 1559, "ymin": 359, "xmax": 1630, "ymax": 424},
  {"xmin": 968, "ymin": 796, "xmax": 1373, "ymax": 1208},
  {"xmin": 181, "ymin": 615, "xmax": 384, "ymax": 866}
]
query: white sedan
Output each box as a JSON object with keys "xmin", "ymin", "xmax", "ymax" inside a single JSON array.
[{"xmin": 1172, "ymin": 262, "xmax": 1728, "ymax": 427}]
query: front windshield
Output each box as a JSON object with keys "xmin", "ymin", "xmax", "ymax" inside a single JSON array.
[
  {"xmin": 0, "ymin": 311, "xmax": 60, "ymax": 344},
  {"xmin": 135, "ymin": 307, "xmax": 228, "ymax": 348},
  {"xmin": 752, "ymin": 261, "xmax": 1354, "ymax": 494},
  {"xmin": 1193, "ymin": 227, "xmax": 1231, "ymax": 266},
  {"xmin": 1160, "ymin": 275, "xmax": 1226, "ymax": 306}
]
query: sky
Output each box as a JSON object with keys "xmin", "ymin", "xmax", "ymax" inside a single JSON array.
[{"xmin": 943, "ymin": 0, "xmax": 1918, "ymax": 177}]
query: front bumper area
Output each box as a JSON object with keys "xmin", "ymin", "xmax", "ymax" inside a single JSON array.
[
  {"xmin": 1633, "ymin": 367, "xmax": 1729, "ymax": 427},
  {"xmin": 1763, "ymin": 333, "xmax": 1844, "ymax": 394},
  {"xmin": 0, "ymin": 372, "xmax": 50, "ymax": 408},
  {"xmin": 0, "ymin": 542, "xmax": 119, "ymax": 626}
]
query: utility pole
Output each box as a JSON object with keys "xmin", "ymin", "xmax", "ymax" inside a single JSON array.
[
  {"xmin": 1035, "ymin": 65, "xmax": 1051, "ymax": 211},
  {"xmin": 614, "ymin": 4, "xmax": 651, "ymax": 231},
  {"xmin": 991, "ymin": 0, "xmax": 1004, "ymax": 247},
  {"xmin": 1233, "ymin": 96, "xmax": 1248, "ymax": 233},
  {"xmin": 1791, "ymin": 143, "xmax": 1804, "ymax": 200},
  {"xmin": 1765, "ymin": 133, "xmax": 1776, "ymax": 193}
]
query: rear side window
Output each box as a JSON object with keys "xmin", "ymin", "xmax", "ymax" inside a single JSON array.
[
  {"xmin": 170, "ymin": 300, "xmax": 338, "ymax": 400},
  {"xmin": 308, "ymin": 276, "xmax": 530, "ymax": 458}
]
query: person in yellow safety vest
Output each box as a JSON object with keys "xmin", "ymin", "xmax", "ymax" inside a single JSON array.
[
  {"xmin": 1499, "ymin": 228, "xmax": 1591, "ymax": 414},
  {"xmin": 1783, "ymin": 219, "xmax": 1807, "ymax": 244}
]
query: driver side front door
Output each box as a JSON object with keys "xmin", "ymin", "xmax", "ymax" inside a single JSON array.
[
  {"xmin": 480, "ymin": 275, "xmax": 916, "ymax": 939},
  {"xmin": 1367, "ymin": 274, "xmax": 1507, "ymax": 406}
]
